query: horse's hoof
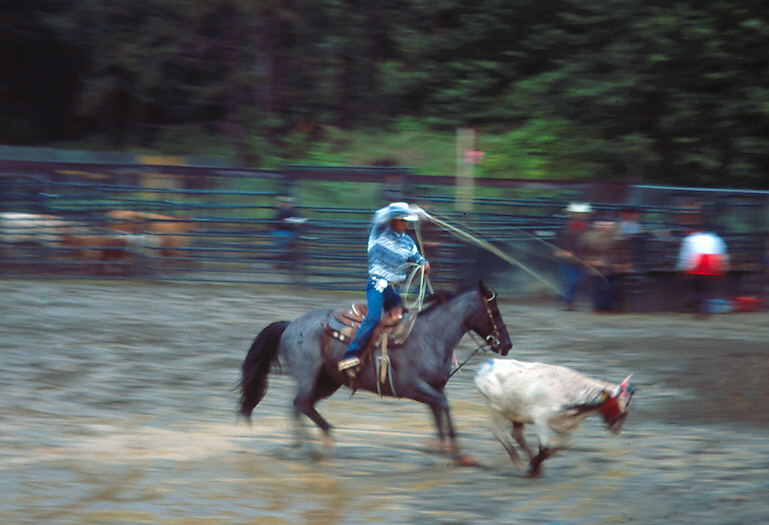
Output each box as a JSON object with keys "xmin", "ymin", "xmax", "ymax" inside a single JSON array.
[
  {"xmin": 423, "ymin": 439, "xmax": 459, "ymax": 455},
  {"xmin": 320, "ymin": 434, "xmax": 334, "ymax": 450},
  {"xmin": 454, "ymin": 454, "xmax": 478, "ymax": 467}
]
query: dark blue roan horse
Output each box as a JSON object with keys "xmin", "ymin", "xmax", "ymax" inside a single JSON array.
[{"xmin": 239, "ymin": 281, "xmax": 512, "ymax": 463}]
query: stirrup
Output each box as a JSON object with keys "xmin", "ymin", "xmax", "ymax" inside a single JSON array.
[{"xmin": 338, "ymin": 357, "xmax": 361, "ymax": 372}]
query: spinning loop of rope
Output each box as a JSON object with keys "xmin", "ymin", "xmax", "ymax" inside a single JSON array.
[
  {"xmin": 401, "ymin": 208, "xmax": 604, "ymax": 317},
  {"xmin": 418, "ymin": 211, "xmax": 563, "ymax": 294}
]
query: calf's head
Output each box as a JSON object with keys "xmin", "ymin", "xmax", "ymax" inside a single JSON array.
[{"xmin": 598, "ymin": 375, "xmax": 635, "ymax": 434}]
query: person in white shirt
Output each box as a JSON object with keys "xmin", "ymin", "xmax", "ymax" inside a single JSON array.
[{"xmin": 676, "ymin": 221, "xmax": 729, "ymax": 316}]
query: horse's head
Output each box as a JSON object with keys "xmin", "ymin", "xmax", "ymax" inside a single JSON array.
[
  {"xmin": 476, "ymin": 281, "xmax": 512, "ymax": 356},
  {"xmin": 599, "ymin": 375, "xmax": 635, "ymax": 434}
]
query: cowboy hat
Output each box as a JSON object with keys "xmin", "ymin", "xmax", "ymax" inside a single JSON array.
[
  {"xmin": 379, "ymin": 202, "xmax": 420, "ymax": 222},
  {"xmin": 566, "ymin": 202, "xmax": 593, "ymax": 214}
]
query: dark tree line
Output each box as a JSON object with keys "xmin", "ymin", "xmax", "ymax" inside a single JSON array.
[{"xmin": 2, "ymin": 0, "xmax": 768, "ymax": 187}]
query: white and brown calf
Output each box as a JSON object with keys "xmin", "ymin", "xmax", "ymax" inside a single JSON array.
[{"xmin": 474, "ymin": 358, "xmax": 635, "ymax": 477}]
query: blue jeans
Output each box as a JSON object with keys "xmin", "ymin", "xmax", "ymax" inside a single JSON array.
[
  {"xmin": 271, "ymin": 230, "xmax": 296, "ymax": 257},
  {"xmin": 344, "ymin": 278, "xmax": 401, "ymax": 359},
  {"xmin": 558, "ymin": 262, "xmax": 582, "ymax": 307},
  {"xmin": 592, "ymin": 274, "xmax": 618, "ymax": 312}
]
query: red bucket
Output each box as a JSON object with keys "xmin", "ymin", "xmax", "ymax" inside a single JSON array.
[{"xmin": 731, "ymin": 296, "xmax": 763, "ymax": 312}]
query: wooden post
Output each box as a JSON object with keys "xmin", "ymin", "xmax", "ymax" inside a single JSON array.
[{"xmin": 455, "ymin": 127, "xmax": 475, "ymax": 212}]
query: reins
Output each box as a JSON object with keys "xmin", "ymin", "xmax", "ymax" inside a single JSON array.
[
  {"xmin": 448, "ymin": 291, "xmax": 500, "ymax": 379},
  {"xmin": 448, "ymin": 340, "xmax": 488, "ymax": 379}
]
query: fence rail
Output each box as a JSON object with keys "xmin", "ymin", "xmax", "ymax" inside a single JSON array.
[{"xmin": 2, "ymin": 157, "xmax": 767, "ymax": 303}]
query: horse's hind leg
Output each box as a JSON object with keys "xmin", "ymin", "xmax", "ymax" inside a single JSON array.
[{"xmin": 292, "ymin": 369, "xmax": 340, "ymax": 448}]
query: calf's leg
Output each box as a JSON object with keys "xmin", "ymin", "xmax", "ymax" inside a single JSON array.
[
  {"xmin": 512, "ymin": 422, "xmax": 535, "ymax": 459},
  {"xmin": 486, "ymin": 408, "xmax": 524, "ymax": 469},
  {"xmin": 528, "ymin": 446, "xmax": 553, "ymax": 478}
]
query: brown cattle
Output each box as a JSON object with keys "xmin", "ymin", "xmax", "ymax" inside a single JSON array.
[
  {"xmin": 105, "ymin": 210, "xmax": 195, "ymax": 258},
  {"xmin": 59, "ymin": 233, "xmax": 144, "ymax": 275}
]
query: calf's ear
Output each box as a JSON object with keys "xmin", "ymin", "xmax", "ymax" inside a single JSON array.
[{"xmin": 617, "ymin": 375, "xmax": 635, "ymax": 412}]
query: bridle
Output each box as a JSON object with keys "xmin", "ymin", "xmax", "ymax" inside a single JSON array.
[
  {"xmin": 481, "ymin": 290, "xmax": 504, "ymax": 351},
  {"xmin": 450, "ymin": 289, "xmax": 507, "ymax": 379}
]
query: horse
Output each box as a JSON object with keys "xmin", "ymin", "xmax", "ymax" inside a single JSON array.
[
  {"xmin": 239, "ymin": 281, "xmax": 512, "ymax": 464},
  {"xmin": 474, "ymin": 358, "xmax": 635, "ymax": 477}
]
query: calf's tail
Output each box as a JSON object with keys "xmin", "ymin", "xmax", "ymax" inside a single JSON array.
[{"xmin": 239, "ymin": 320, "xmax": 290, "ymax": 419}]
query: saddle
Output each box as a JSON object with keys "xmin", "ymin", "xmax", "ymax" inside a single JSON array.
[
  {"xmin": 324, "ymin": 303, "xmax": 419, "ymax": 393},
  {"xmin": 325, "ymin": 303, "xmax": 417, "ymax": 349}
]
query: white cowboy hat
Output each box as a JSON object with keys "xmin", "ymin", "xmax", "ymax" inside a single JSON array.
[
  {"xmin": 566, "ymin": 202, "xmax": 593, "ymax": 214},
  {"xmin": 384, "ymin": 202, "xmax": 420, "ymax": 221}
]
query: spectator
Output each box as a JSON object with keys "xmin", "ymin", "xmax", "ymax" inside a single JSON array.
[
  {"xmin": 553, "ymin": 202, "xmax": 592, "ymax": 310},
  {"xmin": 271, "ymin": 196, "xmax": 306, "ymax": 268},
  {"xmin": 579, "ymin": 218, "xmax": 622, "ymax": 313},
  {"xmin": 676, "ymin": 217, "xmax": 729, "ymax": 317},
  {"xmin": 615, "ymin": 206, "xmax": 648, "ymax": 311}
]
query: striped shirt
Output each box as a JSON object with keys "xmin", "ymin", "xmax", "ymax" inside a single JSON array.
[{"xmin": 367, "ymin": 225, "xmax": 426, "ymax": 284}]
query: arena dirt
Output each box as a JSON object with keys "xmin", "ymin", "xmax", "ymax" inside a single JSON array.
[{"xmin": 2, "ymin": 279, "xmax": 767, "ymax": 524}]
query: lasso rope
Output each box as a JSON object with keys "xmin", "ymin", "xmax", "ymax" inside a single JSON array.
[
  {"xmin": 419, "ymin": 211, "xmax": 563, "ymax": 294},
  {"xmin": 513, "ymin": 228, "xmax": 606, "ymax": 278}
]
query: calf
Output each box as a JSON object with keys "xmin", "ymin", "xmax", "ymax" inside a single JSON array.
[{"xmin": 474, "ymin": 358, "xmax": 634, "ymax": 477}]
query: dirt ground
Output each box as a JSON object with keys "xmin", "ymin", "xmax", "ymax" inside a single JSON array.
[{"xmin": 1, "ymin": 278, "xmax": 768, "ymax": 524}]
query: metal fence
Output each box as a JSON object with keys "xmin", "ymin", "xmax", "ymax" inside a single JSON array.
[{"xmin": 1, "ymin": 154, "xmax": 767, "ymax": 303}]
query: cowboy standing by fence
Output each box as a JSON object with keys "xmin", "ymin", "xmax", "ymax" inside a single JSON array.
[
  {"xmin": 554, "ymin": 203, "xmax": 592, "ymax": 310},
  {"xmin": 338, "ymin": 202, "xmax": 430, "ymax": 373}
]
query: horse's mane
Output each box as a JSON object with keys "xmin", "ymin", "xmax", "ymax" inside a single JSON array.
[{"xmin": 419, "ymin": 284, "xmax": 475, "ymax": 314}]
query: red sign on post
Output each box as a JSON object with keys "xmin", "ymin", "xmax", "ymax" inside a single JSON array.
[{"xmin": 464, "ymin": 150, "xmax": 484, "ymax": 164}]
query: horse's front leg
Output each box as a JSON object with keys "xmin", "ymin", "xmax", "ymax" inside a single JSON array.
[
  {"xmin": 408, "ymin": 380, "xmax": 474, "ymax": 465},
  {"xmin": 426, "ymin": 403, "xmax": 457, "ymax": 454},
  {"xmin": 427, "ymin": 403, "xmax": 477, "ymax": 466}
]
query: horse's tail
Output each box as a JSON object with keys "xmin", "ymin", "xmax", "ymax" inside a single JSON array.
[{"xmin": 239, "ymin": 320, "xmax": 290, "ymax": 419}]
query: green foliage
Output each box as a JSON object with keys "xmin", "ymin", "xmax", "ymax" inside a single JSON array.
[
  {"xmin": 3, "ymin": 0, "xmax": 769, "ymax": 187},
  {"xmin": 479, "ymin": 118, "xmax": 606, "ymax": 180}
]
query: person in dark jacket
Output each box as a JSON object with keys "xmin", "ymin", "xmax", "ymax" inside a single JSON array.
[{"xmin": 553, "ymin": 203, "xmax": 592, "ymax": 310}]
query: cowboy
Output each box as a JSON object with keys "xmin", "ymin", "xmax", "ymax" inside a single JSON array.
[
  {"xmin": 553, "ymin": 202, "xmax": 592, "ymax": 310},
  {"xmin": 338, "ymin": 202, "xmax": 430, "ymax": 373}
]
